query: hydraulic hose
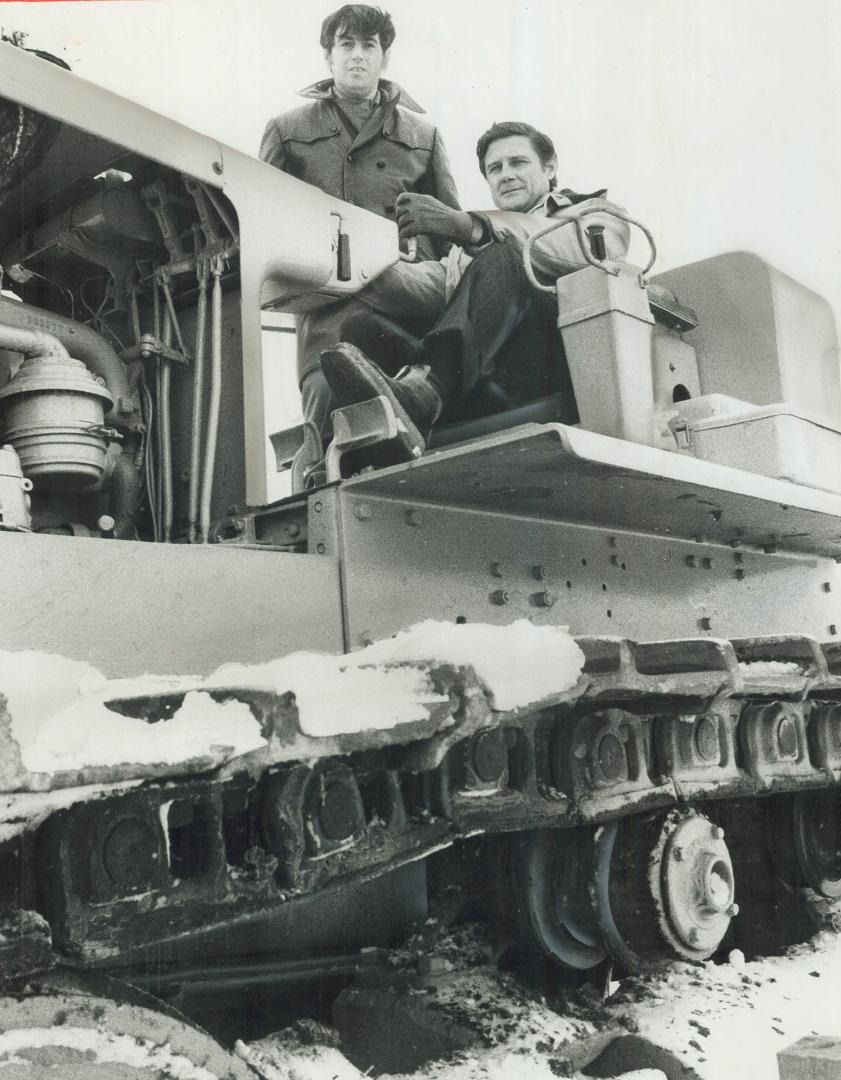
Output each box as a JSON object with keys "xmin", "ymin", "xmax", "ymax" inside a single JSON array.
[
  {"xmin": 109, "ymin": 443, "xmax": 142, "ymax": 540},
  {"xmin": 188, "ymin": 266, "xmax": 209, "ymax": 544},
  {"xmin": 198, "ymin": 258, "xmax": 223, "ymax": 544},
  {"xmin": 159, "ymin": 308, "xmax": 173, "ymax": 543}
]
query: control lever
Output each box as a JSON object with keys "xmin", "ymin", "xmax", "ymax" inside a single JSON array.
[{"xmin": 330, "ymin": 212, "xmax": 352, "ymax": 281}]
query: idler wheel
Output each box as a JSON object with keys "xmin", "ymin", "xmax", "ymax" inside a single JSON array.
[
  {"xmin": 511, "ymin": 828, "xmax": 607, "ymax": 972},
  {"xmin": 594, "ymin": 809, "xmax": 738, "ymax": 972}
]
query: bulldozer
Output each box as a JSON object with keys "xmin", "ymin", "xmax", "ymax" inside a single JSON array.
[{"xmin": 0, "ymin": 34, "xmax": 840, "ymax": 1073}]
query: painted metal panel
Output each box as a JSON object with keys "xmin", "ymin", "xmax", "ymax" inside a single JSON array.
[
  {"xmin": 339, "ymin": 491, "xmax": 839, "ymax": 646},
  {"xmin": 0, "ymin": 41, "xmax": 224, "ymax": 185},
  {"xmin": 342, "ymin": 424, "xmax": 841, "ymax": 558},
  {"xmin": 0, "ymin": 533, "xmax": 343, "ymax": 676}
]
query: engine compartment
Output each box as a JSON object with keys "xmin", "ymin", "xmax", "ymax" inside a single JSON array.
[{"xmin": 0, "ymin": 86, "xmax": 244, "ymax": 543}]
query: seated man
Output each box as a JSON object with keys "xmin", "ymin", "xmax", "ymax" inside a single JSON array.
[{"xmin": 321, "ymin": 120, "xmax": 630, "ymax": 444}]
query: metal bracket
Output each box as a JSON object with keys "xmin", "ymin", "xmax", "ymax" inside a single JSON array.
[
  {"xmin": 270, "ymin": 420, "xmax": 323, "ymax": 494},
  {"xmin": 325, "ymin": 395, "xmax": 423, "ymax": 482},
  {"xmin": 120, "ymin": 332, "xmax": 190, "ymax": 366}
]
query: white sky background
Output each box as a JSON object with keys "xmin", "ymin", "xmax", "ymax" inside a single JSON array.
[{"xmin": 1, "ymin": 0, "xmax": 840, "ymax": 322}]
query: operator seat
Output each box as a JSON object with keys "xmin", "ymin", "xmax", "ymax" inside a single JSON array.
[{"xmin": 428, "ymin": 281, "xmax": 697, "ymax": 449}]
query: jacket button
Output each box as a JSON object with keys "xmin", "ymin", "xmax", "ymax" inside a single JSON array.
[
  {"xmin": 385, "ymin": 204, "xmax": 395, "ymax": 214},
  {"xmin": 376, "ymin": 160, "xmax": 386, "ymax": 169},
  {"xmin": 347, "ymin": 153, "xmax": 353, "ymax": 163}
]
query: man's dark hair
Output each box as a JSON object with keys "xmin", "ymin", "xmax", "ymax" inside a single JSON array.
[
  {"xmin": 321, "ymin": 5, "xmax": 396, "ymax": 51},
  {"xmin": 476, "ymin": 121, "xmax": 557, "ymax": 189}
]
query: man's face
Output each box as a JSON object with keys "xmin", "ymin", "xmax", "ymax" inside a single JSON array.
[
  {"xmin": 326, "ymin": 31, "xmax": 388, "ymax": 100},
  {"xmin": 483, "ymin": 135, "xmax": 556, "ymax": 212}
]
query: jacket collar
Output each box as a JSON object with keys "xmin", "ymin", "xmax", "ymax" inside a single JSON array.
[
  {"xmin": 530, "ymin": 188, "xmax": 608, "ymax": 214},
  {"xmin": 296, "ymin": 77, "xmax": 425, "ymax": 113}
]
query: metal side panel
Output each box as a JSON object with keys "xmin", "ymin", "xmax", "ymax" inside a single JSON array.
[
  {"xmin": 342, "ymin": 423, "xmax": 841, "ymax": 558},
  {"xmin": 0, "ymin": 534, "xmax": 343, "ymax": 676},
  {"xmin": 338, "ymin": 492, "xmax": 839, "ymax": 646}
]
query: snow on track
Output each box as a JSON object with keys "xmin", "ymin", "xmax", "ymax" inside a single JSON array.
[{"xmin": 0, "ymin": 621, "xmax": 584, "ymax": 807}]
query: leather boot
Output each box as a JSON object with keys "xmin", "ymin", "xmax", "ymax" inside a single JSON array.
[{"xmin": 321, "ymin": 342, "xmax": 443, "ymax": 437}]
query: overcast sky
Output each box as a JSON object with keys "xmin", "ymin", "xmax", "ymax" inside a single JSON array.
[{"xmin": 1, "ymin": 0, "xmax": 840, "ymax": 325}]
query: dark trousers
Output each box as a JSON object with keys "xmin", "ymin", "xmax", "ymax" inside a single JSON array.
[{"xmin": 342, "ymin": 241, "xmax": 579, "ymax": 424}]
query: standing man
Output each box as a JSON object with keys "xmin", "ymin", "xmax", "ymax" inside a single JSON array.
[{"xmin": 260, "ymin": 4, "xmax": 460, "ymax": 439}]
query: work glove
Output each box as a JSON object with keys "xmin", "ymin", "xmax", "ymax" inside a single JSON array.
[{"xmin": 395, "ymin": 193, "xmax": 477, "ymax": 245}]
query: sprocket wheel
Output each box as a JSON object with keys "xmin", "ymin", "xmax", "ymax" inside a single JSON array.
[{"xmin": 593, "ymin": 809, "xmax": 738, "ymax": 972}]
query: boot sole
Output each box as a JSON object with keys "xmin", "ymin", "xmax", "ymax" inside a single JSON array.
[{"xmin": 322, "ymin": 345, "xmax": 426, "ymax": 452}]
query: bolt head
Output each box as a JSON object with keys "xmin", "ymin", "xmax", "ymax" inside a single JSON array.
[
  {"xmin": 713, "ymin": 824, "xmax": 725, "ymax": 840},
  {"xmin": 672, "ymin": 845, "xmax": 684, "ymax": 861},
  {"xmin": 726, "ymin": 903, "xmax": 739, "ymax": 918}
]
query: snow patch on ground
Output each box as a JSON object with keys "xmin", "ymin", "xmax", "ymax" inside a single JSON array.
[
  {"xmin": 604, "ymin": 926, "xmax": 841, "ymax": 1079},
  {"xmin": 238, "ymin": 1037, "xmax": 362, "ymax": 1080},
  {"xmin": 242, "ymin": 924, "xmax": 666, "ymax": 1080}
]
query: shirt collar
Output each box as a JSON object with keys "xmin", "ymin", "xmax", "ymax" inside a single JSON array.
[{"xmin": 296, "ymin": 77, "xmax": 425, "ymax": 113}]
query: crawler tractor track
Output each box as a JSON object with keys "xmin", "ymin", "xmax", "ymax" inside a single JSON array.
[{"xmin": 4, "ymin": 631, "xmax": 841, "ymax": 1010}]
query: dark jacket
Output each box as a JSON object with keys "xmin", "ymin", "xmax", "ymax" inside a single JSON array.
[
  {"xmin": 260, "ymin": 78, "xmax": 460, "ymax": 387},
  {"xmin": 260, "ymin": 77, "xmax": 459, "ymax": 263}
]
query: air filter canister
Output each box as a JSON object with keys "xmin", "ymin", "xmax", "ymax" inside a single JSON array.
[{"xmin": 0, "ymin": 353, "xmax": 114, "ymax": 487}]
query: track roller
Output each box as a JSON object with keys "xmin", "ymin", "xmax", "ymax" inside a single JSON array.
[
  {"xmin": 510, "ymin": 828, "xmax": 607, "ymax": 973},
  {"xmin": 594, "ymin": 808, "xmax": 738, "ymax": 971},
  {"xmin": 767, "ymin": 789, "xmax": 841, "ymax": 898}
]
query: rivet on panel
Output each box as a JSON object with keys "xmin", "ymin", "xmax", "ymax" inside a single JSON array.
[
  {"xmin": 685, "ymin": 555, "xmax": 697, "ymax": 568},
  {"xmin": 699, "ymin": 616, "xmax": 712, "ymax": 631},
  {"xmin": 316, "ymin": 543, "xmax": 326, "ymax": 554},
  {"xmin": 530, "ymin": 590, "xmax": 556, "ymax": 608},
  {"xmin": 354, "ymin": 503, "xmax": 372, "ymax": 521},
  {"xmin": 489, "ymin": 589, "xmax": 510, "ymax": 606}
]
